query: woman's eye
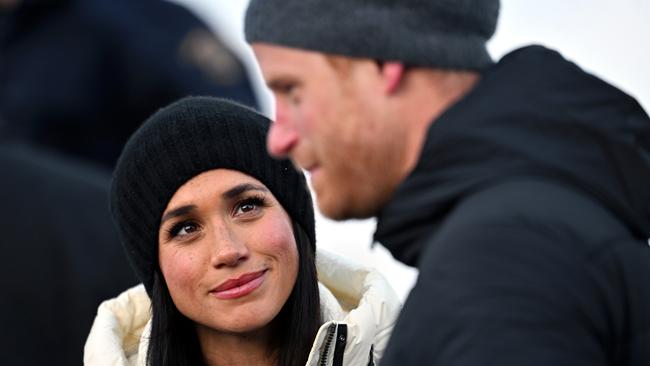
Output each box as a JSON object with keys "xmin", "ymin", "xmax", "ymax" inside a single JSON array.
[
  {"xmin": 239, "ymin": 203, "xmax": 256, "ymax": 213},
  {"xmin": 178, "ymin": 224, "xmax": 197, "ymax": 235},
  {"xmin": 235, "ymin": 197, "xmax": 266, "ymax": 216},
  {"xmin": 169, "ymin": 222, "xmax": 199, "ymax": 238}
]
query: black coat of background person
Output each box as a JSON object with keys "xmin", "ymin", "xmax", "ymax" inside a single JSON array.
[
  {"xmin": 0, "ymin": 0, "xmax": 258, "ymax": 168},
  {"xmin": 0, "ymin": 143, "xmax": 137, "ymax": 365}
]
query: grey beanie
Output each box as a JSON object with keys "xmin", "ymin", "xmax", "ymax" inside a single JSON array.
[
  {"xmin": 245, "ymin": 0, "xmax": 500, "ymax": 71},
  {"xmin": 110, "ymin": 96, "xmax": 315, "ymax": 295}
]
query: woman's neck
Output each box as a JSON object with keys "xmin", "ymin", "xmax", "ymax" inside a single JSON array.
[{"xmin": 196, "ymin": 324, "xmax": 277, "ymax": 366}]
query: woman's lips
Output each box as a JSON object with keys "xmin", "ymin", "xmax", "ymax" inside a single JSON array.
[{"xmin": 210, "ymin": 270, "xmax": 267, "ymax": 300}]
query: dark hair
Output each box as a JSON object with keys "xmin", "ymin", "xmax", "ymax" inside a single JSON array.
[{"xmin": 147, "ymin": 222, "xmax": 321, "ymax": 366}]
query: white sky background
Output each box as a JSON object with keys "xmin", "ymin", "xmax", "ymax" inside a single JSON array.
[{"xmin": 169, "ymin": 0, "xmax": 650, "ymax": 301}]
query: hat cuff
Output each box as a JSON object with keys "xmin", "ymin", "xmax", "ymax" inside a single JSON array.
[{"xmin": 246, "ymin": 4, "xmax": 495, "ymax": 71}]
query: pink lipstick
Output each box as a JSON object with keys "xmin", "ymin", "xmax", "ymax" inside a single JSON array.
[{"xmin": 210, "ymin": 270, "xmax": 267, "ymax": 300}]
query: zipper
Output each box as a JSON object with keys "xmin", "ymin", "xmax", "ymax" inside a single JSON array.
[
  {"xmin": 318, "ymin": 323, "xmax": 337, "ymax": 366},
  {"xmin": 318, "ymin": 323, "xmax": 348, "ymax": 366}
]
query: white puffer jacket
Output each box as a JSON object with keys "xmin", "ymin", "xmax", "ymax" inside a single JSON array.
[{"xmin": 84, "ymin": 249, "xmax": 401, "ymax": 366}]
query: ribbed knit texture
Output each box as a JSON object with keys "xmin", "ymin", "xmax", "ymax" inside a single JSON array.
[
  {"xmin": 110, "ymin": 97, "xmax": 315, "ymax": 295},
  {"xmin": 245, "ymin": 0, "xmax": 500, "ymax": 71}
]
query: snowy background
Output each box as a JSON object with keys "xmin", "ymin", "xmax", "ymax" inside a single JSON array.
[{"xmin": 169, "ymin": 0, "xmax": 650, "ymax": 301}]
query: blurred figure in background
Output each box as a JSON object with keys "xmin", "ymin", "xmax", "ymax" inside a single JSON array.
[
  {"xmin": 0, "ymin": 0, "xmax": 257, "ymax": 363},
  {"xmin": 0, "ymin": 0, "xmax": 257, "ymax": 167},
  {"xmin": 0, "ymin": 143, "xmax": 137, "ymax": 365}
]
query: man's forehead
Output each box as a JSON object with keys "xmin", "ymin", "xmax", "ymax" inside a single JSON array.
[
  {"xmin": 252, "ymin": 43, "xmax": 321, "ymax": 60},
  {"xmin": 251, "ymin": 43, "xmax": 330, "ymax": 76}
]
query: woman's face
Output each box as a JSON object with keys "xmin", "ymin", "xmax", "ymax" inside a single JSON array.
[{"xmin": 158, "ymin": 169, "xmax": 299, "ymax": 335}]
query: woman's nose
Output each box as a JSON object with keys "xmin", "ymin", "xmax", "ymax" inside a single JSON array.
[{"xmin": 210, "ymin": 228, "xmax": 249, "ymax": 269}]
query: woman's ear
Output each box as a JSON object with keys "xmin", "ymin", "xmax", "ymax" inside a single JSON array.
[{"xmin": 381, "ymin": 62, "xmax": 405, "ymax": 94}]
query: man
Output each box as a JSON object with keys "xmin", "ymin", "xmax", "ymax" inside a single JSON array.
[{"xmin": 244, "ymin": 0, "xmax": 650, "ymax": 365}]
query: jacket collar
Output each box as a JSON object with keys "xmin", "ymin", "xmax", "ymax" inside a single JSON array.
[
  {"xmin": 374, "ymin": 45, "xmax": 650, "ymax": 266},
  {"xmin": 308, "ymin": 248, "xmax": 400, "ymax": 365},
  {"xmin": 84, "ymin": 249, "xmax": 400, "ymax": 366}
]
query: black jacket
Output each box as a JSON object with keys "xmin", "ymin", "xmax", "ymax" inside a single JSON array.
[
  {"xmin": 0, "ymin": 0, "xmax": 257, "ymax": 167},
  {"xmin": 376, "ymin": 46, "xmax": 650, "ymax": 365},
  {"xmin": 0, "ymin": 143, "xmax": 137, "ymax": 365}
]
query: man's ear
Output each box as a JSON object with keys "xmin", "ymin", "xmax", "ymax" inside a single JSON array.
[{"xmin": 381, "ymin": 62, "xmax": 405, "ymax": 94}]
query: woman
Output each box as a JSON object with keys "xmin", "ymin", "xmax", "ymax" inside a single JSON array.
[{"xmin": 84, "ymin": 97, "xmax": 400, "ymax": 366}]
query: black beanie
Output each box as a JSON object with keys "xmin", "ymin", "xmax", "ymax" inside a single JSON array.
[
  {"xmin": 110, "ymin": 96, "xmax": 315, "ymax": 295},
  {"xmin": 245, "ymin": 0, "xmax": 500, "ymax": 71}
]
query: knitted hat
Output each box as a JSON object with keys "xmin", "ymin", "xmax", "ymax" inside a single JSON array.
[
  {"xmin": 245, "ymin": 0, "xmax": 500, "ymax": 71},
  {"xmin": 110, "ymin": 96, "xmax": 315, "ymax": 295}
]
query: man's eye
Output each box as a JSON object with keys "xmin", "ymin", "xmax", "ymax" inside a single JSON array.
[
  {"xmin": 281, "ymin": 84, "xmax": 296, "ymax": 94},
  {"xmin": 272, "ymin": 82, "xmax": 296, "ymax": 96}
]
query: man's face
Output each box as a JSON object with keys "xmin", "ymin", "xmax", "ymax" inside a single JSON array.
[{"xmin": 252, "ymin": 44, "xmax": 408, "ymax": 220}]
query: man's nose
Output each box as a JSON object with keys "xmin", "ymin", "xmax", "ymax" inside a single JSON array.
[{"xmin": 267, "ymin": 102, "xmax": 299, "ymax": 157}]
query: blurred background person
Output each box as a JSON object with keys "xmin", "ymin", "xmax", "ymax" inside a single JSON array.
[
  {"xmin": 0, "ymin": 1, "xmax": 257, "ymax": 362},
  {"xmin": 0, "ymin": 142, "xmax": 137, "ymax": 365},
  {"xmin": 0, "ymin": 0, "xmax": 258, "ymax": 168}
]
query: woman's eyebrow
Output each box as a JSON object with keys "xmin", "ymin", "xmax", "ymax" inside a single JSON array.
[
  {"xmin": 222, "ymin": 183, "xmax": 268, "ymax": 199},
  {"xmin": 160, "ymin": 205, "xmax": 196, "ymax": 225}
]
